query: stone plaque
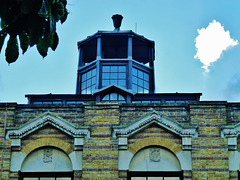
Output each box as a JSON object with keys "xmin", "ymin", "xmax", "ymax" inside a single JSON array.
[
  {"xmin": 43, "ymin": 148, "xmax": 53, "ymax": 163},
  {"xmin": 150, "ymin": 148, "xmax": 160, "ymax": 162}
]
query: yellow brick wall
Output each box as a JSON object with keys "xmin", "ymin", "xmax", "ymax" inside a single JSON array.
[
  {"xmin": 120, "ymin": 105, "xmax": 190, "ymax": 126},
  {"xmin": 1, "ymin": 102, "xmax": 240, "ymax": 179},
  {"xmin": 0, "ymin": 106, "xmax": 15, "ymax": 180},
  {"xmin": 190, "ymin": 104, "xmax": 229, "ymax": 179},
  {"xmin": 82, "ymin": 104, "xmax": 119, "ymax": 179}
]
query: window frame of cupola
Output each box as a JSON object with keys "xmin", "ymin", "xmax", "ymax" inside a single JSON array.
[
  {"xmin": 99, "ymin": 60, "xmax": 129, "ymax": 89},
  {"xmin": 131, "ymin": 60, "xmax": 154, "ymax": 94},
  {"xmin": 80, "ymin": 67, "xmax": 97, "ymax": 94},
  {"xmin": 78, "ymin": 61, "xmax": 98, "ymax": 95}
]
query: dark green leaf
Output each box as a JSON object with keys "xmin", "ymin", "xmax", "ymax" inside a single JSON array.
[
  {"xmin": 37, "ymin": 34, "xmax": 53, "ymax": 58},
  {"xmin": 0, "ymin": 32, "xmax": 7, "ymax": 53},
  {"xmin": 5, "ymin": 36, "xmax": 19, "ymax": 63},
  {"xmin": 51, "ymin": 32, "xmax": 58, "ymax": 51},
  {"xmin": 27, "ymin": 15, "xmax": 45, "ymax": 46},
  {"xmin": 60, "ymin": 0, "xmax": 67, "ymax": 6},
  {"xmin": 19, "ymin": 32, "xmax": 29, "ymax": 54},
  {"xmin": 60, "ymin": 9, "xmax": 68, "ymax": 24},
  {"xmin": 37, "ymin": 41, "xmax": 48, "ymax": 58},
  {"xmin": 0, "ymin": 19, "xmax": 7, "ymax": 29}
]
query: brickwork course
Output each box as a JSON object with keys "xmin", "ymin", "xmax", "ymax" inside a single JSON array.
[{"xmin": 1, "ymin": 102, "xmax": 240, "ymax": 179}]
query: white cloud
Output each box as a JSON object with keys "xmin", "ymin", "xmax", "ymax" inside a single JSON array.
[{"xmin": 194, "ymin": 20, "xmax": 238, "ymax": 72}]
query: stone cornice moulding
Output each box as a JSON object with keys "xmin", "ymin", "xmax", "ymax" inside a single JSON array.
[
  {"xmin": 221, "ymin": 122, "xmax": 240, "ymax": 138},
  {"xmin": 112, "ymin": 111, "xmax": 198, "ymax": 139},
  {"xmin": 220, "ymin": 123, "xmax": 240, "ymax": 150},
  {"xmin": 6, "ymin": 112, "xmax": 90, "ymax": 140}
]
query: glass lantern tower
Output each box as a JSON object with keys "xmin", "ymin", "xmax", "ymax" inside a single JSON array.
[{"xmin": 76, "ymin": 14, "xmax": 155, "ymax": 103}]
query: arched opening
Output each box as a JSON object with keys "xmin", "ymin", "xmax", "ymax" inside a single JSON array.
[
  {"xmin": 128, "ymin": 146, "xmax": 183, "ymax": 180},
  {"xmin": 102, "ymin": 93, "xmax": 126, "ymax": 103},
  {"xmin": 20, "ymin": 147, "xmax": 73, "ymax": 180}
]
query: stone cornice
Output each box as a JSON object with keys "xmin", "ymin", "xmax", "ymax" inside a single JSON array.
[
  {"xmin": 112, "ymin": 111, "xmax": 198, "ymax": 138},
  {"xmin": 221, "ymin": 122, "xmax": 240, "ymax": 138},
  {"xmin": 6, "ymin": 112, "xmax": 90, "ymax": 139}
]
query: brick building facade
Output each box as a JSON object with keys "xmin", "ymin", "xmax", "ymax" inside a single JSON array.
[
  {"xmin": 1, "ymin": 15, "xmax": 240, "ymax": 179},
  {"xmin": 1, "ymin": 102, "xmax": 240, "ymax": 179}
]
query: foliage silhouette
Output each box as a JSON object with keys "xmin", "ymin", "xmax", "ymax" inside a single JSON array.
[{"xmin": 0, "ymin": 0, "xmax": 68, "ymax": 63}]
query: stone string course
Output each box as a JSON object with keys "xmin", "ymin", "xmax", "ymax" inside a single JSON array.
[{"xmin": 0, "ymin": 102, "xmax": 240, "ymax": 179}]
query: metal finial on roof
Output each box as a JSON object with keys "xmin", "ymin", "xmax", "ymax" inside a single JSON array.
[{"xmin": 112, "ymin": 14, "xmax": 123, "ymax": 31}]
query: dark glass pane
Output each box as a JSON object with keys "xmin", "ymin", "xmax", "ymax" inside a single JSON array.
[
  {"xmin": 87, "ymin": 79, "xmax": 91, "ymax": 87},
  {"xmin": 119, "ymin": 73, "xmax": 126, "ymax": 79},
  {"xmin": 133, "ymin": 101, "xmax": 141, "ymax": 103},
  {"xmin": 144, "ymin": 89, "xmax": 149, "ymax": 93},
  {"xmin": 87, "ymin": 71, "xmax": 91, "ymax": 79},
  {"xmin": 119, "ymin": 94, "xmax": 125, "ymax": 101},
  {"xmin": 82, "ymin": 89, "xmax": 87, "ymax": 94},
  {"xmin": 144, "ymin": 72, "xmax": 149, "ymax": 81},
  {"xmin": 148, "ymin": 177, "xmax": 164, "ymax": 180},
  {"xmin": 92, "ymin": 68, "xmax": 96, "ymax": 76},
  {"xmin": 110, "ymin": 79, "xmax": 118, "ymax": 85},
  {"xmin": 102, "ymin": 72, "xmax": 110, "ymax": 79},
  {"xmin": 118, "ymin": 80, "xmax": 126, "ymax": 87},
  {"xmin": 166, "ymin": 100, "xmax": 175, "ymax": 103},
  {"xmin": 132, "ymin": 76, "xmax": 137, "ymax": 84},
  {"xmin": 102, "ymin": 80, "xmax": 109, "ymax": 87},
  {"xmin": 87, "ymin": 87, "xmax": 91, "ymax": 94},
  {"xmin": 102, "ymin": 66, "xmax": 110, "ymax": 72},
  {"xmin": 144, "ymin": 81, "xmax": 149, "ymax": 89},
  {"xmin": 132, "ymin": 84, "xmax": 137, "ymax": 92},
  {"xmin": 82, "ymin": 81, "xmax": 86, "ymax": 89},
  {"xmin": 138, "ymin": 87, "xmax": 144, "ymax": 93},
  {"xmin": 111, "ymin": 66, "xmax": 118, "ymax": 72},
  {"xmin": 82, "ymin": 73, "xmax": 86, "ymax": 81},
  {"xmin": 138, "ymin": 70, "xmax": 143, "ymax": 79},
  {"xmin": 111, "ymin": 73, "xmax": 118, "ymax": 79},
  {"xmin": 133, "ymin": 68, "xmax": 137, "ymax": 76},
  {"xmin": 102, "ymin": 94, "xmax": 109, "ymax": 100},
  {"xmin": 142, "ymin": 101, "xmax": 151, "ymax": 103},
  {"xmin": 152, "ymin": 100, "xmax": 161, "ymax": 103},
  {"xmin": 110, "ymin": 93, "xmax": 118, "ymax": 100},
  {"xmin": 92, "ymin": 77, "xmax": 96, "ymax": 84},
  {"xmin": 43, "ymin": 102, "xmax": 52, "ymax": 104},
  {"xmin": 138, "ymin": 79, "xmax": 143, "ymax": 87},
  {"xmin": 91, "ymin": 85, "xmax": 95, "ymax": 93},
  {"xmin": 119, "ymin": 66, "xmax": 126, "ymax": 72},
  {"xmin": 131, "ymin": 178, "xmax": 146, "ymax": 180}
]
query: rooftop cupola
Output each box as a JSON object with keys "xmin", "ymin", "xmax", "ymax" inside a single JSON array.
[{"xmin": 76, "ymin": 15, "xmax": 156, "ymax": 102}]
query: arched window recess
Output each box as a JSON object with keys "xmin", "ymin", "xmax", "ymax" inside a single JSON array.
[{"xmin": 102, "ymin": 93, "xmax": 126, "ymax": 103}]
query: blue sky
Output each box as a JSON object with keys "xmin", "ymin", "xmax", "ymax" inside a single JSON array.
[{"xmin": 1, "ymin": 0, "xmax": 240, "ymax": 103}]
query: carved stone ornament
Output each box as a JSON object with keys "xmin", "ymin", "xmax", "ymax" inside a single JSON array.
[
  {"xmin": 150, "ymin": 148, "xmax": 160, "ymax": 162},
  {"xmin": 6, "ymin": 112, "xmax": 90, "ymax": 140},
  {"xmin": 112, "ymin": 111, "xmax": 198, "ymax": 138},
  {"xmin": 43, "ymin": 148, "xmax": 53, "ymax": 163}
]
